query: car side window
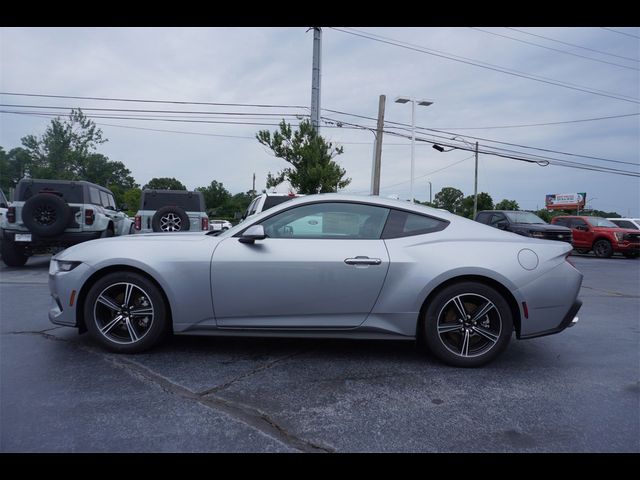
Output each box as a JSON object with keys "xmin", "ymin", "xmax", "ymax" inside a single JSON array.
[
  {"xmin": 260, "ymin": 202, "xmax": 390, "ymax": 239},
  {"xmin": 476, "ymin": 212, "xmax": 490, "ymax": 224},
  {"xmin": 490, "ymin": 213, "xmax": 506, "ymax": 227},
  {"xmin": 615, "ymin": 220, "xmax": 635, "ymax": 229},
  {"xmin": 554, "ymin": 218, "xmax": 568, "ymax": 227},
  {"xmin": 382, "ymin": 210, "xmax": 448, "ymax": 239},
  {"xmin": 89, "ymin": 187, "xmax": 101, "ymax": 205},
  {"xmin": 571, "ymin": 219, "xmax": 587, "ymax": 229},
  {"xmin": 99, "ymin": 191, "xmax": 110, "ymax": 208}
]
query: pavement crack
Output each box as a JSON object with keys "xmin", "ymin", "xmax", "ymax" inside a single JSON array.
[
  {"xmin": 104, "ymin": 354, "xmax": 333, "ymax": 453},
  {"xmin": 581, "ymin": 285, "xmax": 639, "ymax": 298},
  {"xmin": 197, "ymin": 349, "xmax": 309, "ymax": 396}
]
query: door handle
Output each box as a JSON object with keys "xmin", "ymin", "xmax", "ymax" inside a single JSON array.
[{"xmin": 344, "ymin": 256, "xmax": 382, "ymax": 266}]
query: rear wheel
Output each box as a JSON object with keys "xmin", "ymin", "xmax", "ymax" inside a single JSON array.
[
  {"xmin": 593, "ymin": 239, "xmax": 613, "ymax": 258},
  {"xmin": 423, "ymin": 282, "xmax": 513, "ymax": 367},
  {"xmin": 1, "ymin": 240, "xmax": 29, "ymax": 267},
  {"xmin": 84, "ymin": 271, "xmax": 168, "ymax": 353}
]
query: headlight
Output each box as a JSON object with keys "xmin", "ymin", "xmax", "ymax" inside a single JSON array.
[
  {"xmin": 49, "ymin": 260, "xmax": 81, "ymax": 274},
  {"xmin": 614, "ymin": 232, "xmax": 624, "ymax": 242},
  {"xmin": 530, "ymin": 231, "xmax": 545, "ymax": 238}
]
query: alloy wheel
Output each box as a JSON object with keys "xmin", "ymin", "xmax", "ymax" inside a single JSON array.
[{"xmin": 160, "ymin": 213, "xmax": 182, "ymax": 231}]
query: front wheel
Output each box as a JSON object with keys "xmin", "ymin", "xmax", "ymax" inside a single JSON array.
[
  {"xmin": 84, "ymin": 271, "xmax": 168, "ymax": 353},
  {"xmin": 422, "ymin": 282, "xmax": 513, "ymax": 367},
  {"xmin": 593, "ymin": 239, "xmax": 613, "ymax": 258}
]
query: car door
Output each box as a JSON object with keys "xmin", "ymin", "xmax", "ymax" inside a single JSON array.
[
  {"xmin": 211, "ymin": 201, "xmax": 391, "ymax": 328},
  {"xmin": 570, "ymin": 218, "xmax": 590, "ymax": 248}
]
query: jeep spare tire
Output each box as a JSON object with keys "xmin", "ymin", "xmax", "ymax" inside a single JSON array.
[
  {"xmin": 151, "ymin": 206, "xmax": 190, "ymax": 232},
  {"xmin": 21, "ymin": 193, "xmax": 72, "ymax": 237}
]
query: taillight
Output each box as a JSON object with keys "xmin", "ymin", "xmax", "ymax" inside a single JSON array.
[
  {"xmin": 7, "ymin": 206, "xmax": 16, "ymax": 223},
  {"xmin": 134, "ymin": 215, "xmax": 141, "ymax": 230},
  {"xmin": 202, "ymin": 217, "xmax": 209, "ymax": 231},
  {"xmin": 84, "ymin": 209, "xmax": 95, "ymax": 225}
]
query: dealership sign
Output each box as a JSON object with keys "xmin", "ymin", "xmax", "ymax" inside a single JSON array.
[{"xmin": 545, "ymin": 193, "xmax": 587, "ymax": 210}]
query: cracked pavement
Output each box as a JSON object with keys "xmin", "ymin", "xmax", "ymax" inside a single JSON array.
[{"xmin": 1, "ymin": 254, "xmax": 638, "ymax": 452}]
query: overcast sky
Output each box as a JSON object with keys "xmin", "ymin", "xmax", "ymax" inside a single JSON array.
[{"xmin": 1, "ymin": 27, "xmax": 638, "ymax": 215}]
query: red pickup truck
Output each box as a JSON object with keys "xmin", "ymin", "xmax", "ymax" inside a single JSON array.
[{"xmin": 551, "ymin": 216, "xmax": 639, "ymax": 259}]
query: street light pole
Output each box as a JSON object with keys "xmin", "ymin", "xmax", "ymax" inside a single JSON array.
[
  {"xmin": 428, "ymin": 181, "xmax": 432, "ymax": 204},
  {"xmin": 395, "ymin": 96, "xmax": 433, "ymax": 203}
]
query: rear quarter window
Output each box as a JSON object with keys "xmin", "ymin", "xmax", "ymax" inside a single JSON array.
[{"xmin": 382, "ymin": 210, "xmax": 448, "ymax": 239}]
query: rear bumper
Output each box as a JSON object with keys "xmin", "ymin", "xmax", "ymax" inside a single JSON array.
[
  {"xmin": 2, "ymin": 229, "xmax": 102, "ymax": 247},
  {"xmin": 519, "ymin": 299, "xmax": 582, "ymax": 340}
]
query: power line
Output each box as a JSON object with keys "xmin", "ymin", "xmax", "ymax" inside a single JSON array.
[
  {"xmin": 329, "ymin": 27, "xmax": 640, "ymax": 104},
  {"xmin": 403, "ymin": 112, "xmax": 640, "ymax": 131},
  {"xmin": 470, "ymin": 27, "xmax": 639, "ymax": 71},
  {"xmin": 505, "ymin": 27, "xmax": 640, "ymax": 63},
  {"xmin": 322, "ymin": 108, "xmax": 640, "ymax": 167},
  {"xmin": 0, "ymin": 92, "xmax": 308, "ymax": 110},
  {"xmin": 0, "ymin": 103, "xmax": 308, "ymax": 118},
  {"xmin": 600, "ymin": 27, "xmax": 640, "ymax": 40}
]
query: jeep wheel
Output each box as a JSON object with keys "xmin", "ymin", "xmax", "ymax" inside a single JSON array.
[
  {"xmin": 593, "ymin": 239, "xmax": 613, "ymax": 258},
  {"xmin": 1, "ymin": 240, "xmax": 29, "ymax": 267},
  {"xmin": 151, "ymin": 206, "xmax": 190, "ymax": 232},
  {"xmin": 21, "ymin": 193, "xmax": 72, "ymax": 237}
]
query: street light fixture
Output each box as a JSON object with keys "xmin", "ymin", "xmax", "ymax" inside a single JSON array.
[
  {"xmin": 433, "ymin": 137, "xmax": 479, "ymax": 218},
  {"xmin": 395, "ymin": 96, "xmax": 434, "ymax": 203}
]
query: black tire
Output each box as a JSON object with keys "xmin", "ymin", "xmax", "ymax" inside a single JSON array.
[
  {"xmin": 1, "ymin": 240, "xmax": 29, "ymax": 267},
  {"xmin": 151, "ymin": 206, "xmax": 190, "ymax": 232},
  {"xmin": 100, "ymin": 226, "xmax": 114, "ymax": 238},
  {"xmin": 84, "ymin": 271, "xmax": 168, "ymax": 353},
  {"xmin": 129, "ymin": 223, "xmax": 135, "ymax": 235},
  {"xmin": 593, "ymin": 239, "xmax": 613, "ymax": 258},
  {"xmin": 422, "ymin": 281, "xmax": 513, "ymax": 367},
  {"xmin": 575, "ymin": 249, "xmax": 590, "ymax": 255},
  {"xmin": 21, "ymin": 193, "xmax": 71, "ymax": 237},
  {"xmin": 623, "ymin": 252, "xmax": 639, "ymax": 259}
]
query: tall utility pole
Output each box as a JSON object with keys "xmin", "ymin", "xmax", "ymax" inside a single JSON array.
[
  {"xmin": 252, "ymin": 172, "xmax": 256, "ymax": 195},
  {"xmin": 371, "ymin": 95, "xmax": 386, "ymax": 195},
  {"xmin": 473, "ymin": 141, "xmax": 479, "ymax": 218},
  {"xmin": 310, "ymin": 27, "xmax": 322, "ymax": 133}
]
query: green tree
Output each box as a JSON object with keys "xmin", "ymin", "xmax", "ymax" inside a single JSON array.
[
  {"xmin": 460, "ymin": 192, "xmax": 494, "ymax": 218},
  {"xmin": 196, "ymin": 180, "xmax": 231, "ymax": 211},
  {"xmin": 433, "ymin": 187, "xmax": 464, "ymax": 214},
  {"xmin": 0, "ymin": 147, "xmax": 31, "ymax": 192},
  {"xmin": 257, "ymin": 119, "xmax": 350, "ymax": 193},
  {"xmin": 143, "ymin": 177, "xmax": 187, "ymax": 190},
  {"xmin": 21, "ymin": 109, "xmax": 107, "ymax": 180},
  {"xmin": 123, "ymin": 188, "xmax": 142, "ymax": 215},
  {"xmin": 495, "ymin": 199, "xmax": 519, "ymax": 210},
  {"xmin": 218, "ymin": 191, "xmax": 254, "ymax": 219}
]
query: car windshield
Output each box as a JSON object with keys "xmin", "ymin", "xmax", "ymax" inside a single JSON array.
[
  {"xmin": 503, "ymin": 211, "xmax": 546, "ymax": 224},
  {"xmin": 587, "ymin": 217, "xmax": 619, "ymax": 228}
]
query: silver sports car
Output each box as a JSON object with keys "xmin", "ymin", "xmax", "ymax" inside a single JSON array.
[{"xmin": 48, "ymin": 194, "xmax": 583, "ymax": 367}]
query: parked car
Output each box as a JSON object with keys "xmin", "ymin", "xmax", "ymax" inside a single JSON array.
[
  {"xmin": 48, "ymin": 194, "xmax": 583, "ymax": 367},
  {"xmin": 0, "ymin": 189, "xmax": 8, "ymax": 227},
  {"xmin": 608, "ymin": 218, "xmax": 640, "ymax": 230},
  {"xmin": 475, "ymin": 210, "xmax": 572, "ymax": 244},
  {"xmin": 241, "ymin": 192, "xmax": 301, "ymax": 221},
  {"xmin": 209, "ymin": 219, "xmax": 232, "ymax": 232},
  {"xmin": 134, "ymin": 189, "xmax": 208, "ymax": 233},
  {"xmin": 551, "ymin": 216, "xmax": 640, "ymax": 258},
  {"xmin": 0, "ymin": 178, "xmax": 134, "ymax": 267}
]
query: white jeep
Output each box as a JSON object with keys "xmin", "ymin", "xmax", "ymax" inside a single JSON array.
[
  {"xmin": 0, "ymin": 178, "xmax": 134, "ymax": 267},
  {"xmin": 133, "ymin": 189, "xmax": 209, "ymax": 233}
]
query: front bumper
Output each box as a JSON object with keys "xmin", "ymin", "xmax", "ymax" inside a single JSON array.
[
  {"xmin": 613, "ymin": 242, "xmax": 639, "ymax": 254},
  {"xmin": 48, "ymin": 261, "xmax": 94, "ymax": 327}
]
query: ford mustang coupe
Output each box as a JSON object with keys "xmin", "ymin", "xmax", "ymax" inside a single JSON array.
[{"xmin": 48, "ymin": 195, "xmax": 583, "ymax": 367}]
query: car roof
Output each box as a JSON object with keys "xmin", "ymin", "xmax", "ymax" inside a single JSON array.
[{"xmin": 16, "ymin": 178, "xmax": 112, "ymax": 193}]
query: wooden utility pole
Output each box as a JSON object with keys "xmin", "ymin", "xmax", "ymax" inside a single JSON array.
[
  {"xmin": 371, "ymin": 94, "xmax": 386, "ymax": 195},
  {"xmin": 310, "ymin": 27, "xmax": 322, "ymax": 133}
]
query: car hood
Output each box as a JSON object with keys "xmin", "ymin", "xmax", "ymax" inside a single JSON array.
[{"xmin": 55, "ymin": 231, "xmax": 219, "ymax": 262}]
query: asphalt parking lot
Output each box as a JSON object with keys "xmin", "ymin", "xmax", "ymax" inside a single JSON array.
[{"xmin": 0, "ymin": 253, "xmax": 638, "ymax": 452}]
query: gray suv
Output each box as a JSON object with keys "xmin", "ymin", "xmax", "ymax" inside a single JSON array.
[
  {"xmin": 0, "ymin": 178, "xmax": 134, "ymax": 267},
  {"xmin": 134, "ymin": 189, "xmax": 208, "ymax": 233}
]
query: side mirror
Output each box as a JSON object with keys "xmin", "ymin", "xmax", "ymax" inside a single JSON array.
[
  {"xmin": 496, "ymin": 221, "xmax": 508, "ymax": 230},
  {"xmin": 239, "ymin": 224, "xmax": 267, "ymax": 244}
]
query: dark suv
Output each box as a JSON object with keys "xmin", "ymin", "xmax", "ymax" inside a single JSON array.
[
  {"xmin": 0, "ymin": 178, "xmax": 133, "ymax": 267},
  {"xmin": 475, "ymin": 210, "xmax": 572, "ymax": 243},
  {"xmin": 551, "ymin": 216, "xmax": 639, "ymax": 258}
]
